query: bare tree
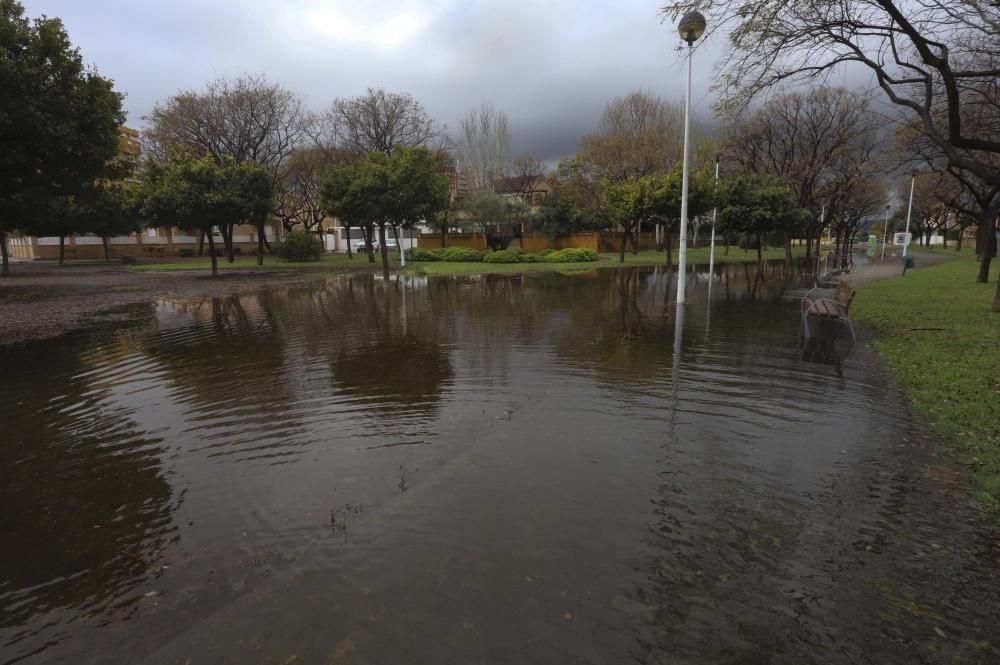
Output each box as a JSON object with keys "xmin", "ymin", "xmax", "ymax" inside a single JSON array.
[
  {"xmin": 273, "ymin": 147, "xmax": 334, "ymax": 235},
  {"xmin": 328, "ymin": 87, "xmax": 442, "ymax": 156},
  {"xmin": 507, "ymin": 154, "xmax": 546, "ymax": 203},
  {"xmin": 661, "ymin": 1, "xmax": 1000, "ymax": 222},
  {"xmin": 579, "ymin": 90, "xmax": 686, "ymax": 183},
  {"xmin": 725, "ymin": 87, "xmax": 886, "ymax": 261},
  {"xmin": 144, "ymin": 73, "xmax": 310, "ymax": 261},
  {"xmin": 455, "ymin": 102, "xmax": 511, "ymax": 193}
]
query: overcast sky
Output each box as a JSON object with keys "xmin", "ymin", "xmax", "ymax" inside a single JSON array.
[{"xmin": 27, "ymin": 0, "xmax": 728, "ymax": 161}]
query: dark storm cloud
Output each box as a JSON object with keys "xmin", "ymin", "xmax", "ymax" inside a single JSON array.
[{"xmin": 30, "ymin": 0, "xmax": 725, "ymax": 160}]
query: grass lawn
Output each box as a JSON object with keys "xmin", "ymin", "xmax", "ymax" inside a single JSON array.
[{"xmin": 851, "ymin": 253, "xmax": 1000, "ymax": 514}]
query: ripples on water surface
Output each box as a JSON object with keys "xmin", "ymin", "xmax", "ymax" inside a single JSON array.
[{"xmin": 1, "ymin": 263, "xmax": 997, "ymax": 665}]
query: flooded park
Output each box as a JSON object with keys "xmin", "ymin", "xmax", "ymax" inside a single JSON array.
[{"xmin": 1, "ymin": 263, "xmax": 997, "ymax": 665}]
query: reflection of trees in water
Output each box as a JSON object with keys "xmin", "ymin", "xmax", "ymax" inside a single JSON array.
[
  {"xmin": 326, "ymin": 277, "xmax": 453, "ymax": 408},
  {"xmin": 243, "ymin": 276, "xmax": 456, "ymax": 417},
  {"xmin": 146, "ymin": 294, "xmax": 295, "ymax": 417},
  {"xmin": 0, "ymin": 331, "xmax": 177, "ymax": 638}
]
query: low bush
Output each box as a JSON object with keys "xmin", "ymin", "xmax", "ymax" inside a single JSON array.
[
  {"xmin": 277, "ymin": 230, "xmax": 323, "ymax": 262},
  {"xmin": 406, "ymin": 247, "xmax": 440, "ymax": 262},
  {"xmin": 178, "ymin": 248, "xmax": 194, "ymax": 258},
  {"xmin": 438, "ymin": 246, "xmax": 484, "ymax": 262},
  {"xmin": 542, "ymin": 248, "xmax": 599, "ymax": 263},
  {"xmin": 518, "ymin": 252, "xmax": 543, "ymax": 263},
  {"xmin": 483, "ymin": 249, "xmax": 521, "ymax": 264},
  {"xmin": 539, "ymin": 248, "xmax": 556, "ymax": 257}
]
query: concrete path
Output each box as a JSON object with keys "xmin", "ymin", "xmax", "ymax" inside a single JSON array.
[{"xmin": 840, "ymin": 251, "xmax": 953, "ymax": 288}]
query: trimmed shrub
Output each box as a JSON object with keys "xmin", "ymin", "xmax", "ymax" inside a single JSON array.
[
  {"xmin": 539, "ymin": 248, "xmax": 556, "ymax": 257},
  {"xmin": 439, "ymin": 246, "xmax": 484, "ymax": 262},
  {"xmin": 483, "ymin": 249, "xmax": 521, "ymax": 264},
  {"xmin": 178, "ymin": 248, "xmax": 194, "ymax": 257},
  {"xmin": 542, "ymin": 248, "xmax": 599, "ymax": 263},
  {"xmin": 406, "ymin": 247, "xmax": 440, "ymax": 262},
  {"xmin": 518, "ymin": 252, "xmax": 543, "ymax": 263},
  {"xmin": 277, "ymin": 230, "xmax": 323, "ymax": 262}
]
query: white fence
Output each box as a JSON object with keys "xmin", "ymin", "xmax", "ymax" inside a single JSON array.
[{"xmin": 74, "ymin": 236, "xmax": 105, "ymax": 245}]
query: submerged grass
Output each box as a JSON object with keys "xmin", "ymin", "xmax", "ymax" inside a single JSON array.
[
  {"xmin": 851, "ymin": 254, "xmax": 1000, "ymax": 514},
  {"xmin": 126, "ymin": 244, "xmax": 808, "ymax": 275}
]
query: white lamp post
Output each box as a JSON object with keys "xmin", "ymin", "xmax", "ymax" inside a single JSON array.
[
  {"xmin": 902, "ymin": 172, "xmax": 916, "ymax": 271},
  {"xmin": 708, "ymin": 150, "xmax": 720, "ymax": 280},
  {"xmin": 675, "ymin": 10, "xmax": 706, "ymax": 305},
  {"xmin": 880, "ymin": 203, "xmax": 891, "ymax": 261}
]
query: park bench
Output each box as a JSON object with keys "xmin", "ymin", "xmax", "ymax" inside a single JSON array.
[{"xmin": 801, "ymin": 281, "xmax": 856, "ymax": 341}]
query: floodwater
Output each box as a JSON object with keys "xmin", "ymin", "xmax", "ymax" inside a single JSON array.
[{"xmin": 1, "ymin": 262, "xmax": 997, "ymax": 665}]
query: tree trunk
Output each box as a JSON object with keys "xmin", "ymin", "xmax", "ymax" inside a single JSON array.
[
  {"xmin": 942, "ymin": 229, "xmax": 948, "ymax": 248},
  {"xmin": 630, "ymin": 225, "xmax": 640, "ymax": 255},
  {"xmin": 207, "ymin": 227, "xmax": 218, "ymax": 277},
  {"xmin": 59, "ymin": 234, "xmax": 66, "ymax": 266},
  {"xmin": 666, "ymin": 230, "xmax": 673, "ymax": 268},
  {"xmin": 378, "ymin": 224, "xmax": 390, "ymax": 280},
  {"xmin": 977, "ymin": 215, "xmax": 997, "ymax": 283},
  {"xmin": 0, "ymin": 231, "xmax": 9, "ymax": 276},
  {"xmin": 441, "ymin": 227, "xmax": 447, "ymax": 248},
  {"xmin": 102, "ymin": 236, "xmax": 110, "ymax": 262},
  {"xmin": 225, "ymin": 224, "xmax": 235, "ymax": 263},
  {"xmin": 724, "ymin": 233, "xmax": 730, "ymax": 256},
  {"xmin": 994, "ymin": 271, "xmax": 1000, "ymax": 312},
  {"xmin": 619, "ymin": 228, "xmax": 628, "ymax": 263},
  {"xmin": 362, "ymin": 225, "xmax": 375, "ymax": 263},
  {"xmin": 956, "ymin": 230, "xmax": 964, "ymax": 251},
  {"xmin": 756, "ymin": 233, "xmax": 763, "ymax": 266},
  {"xmin": 392, "ymin": 225, "xmax": 402, "ymax": 260},
  {"xmin": 256, "ymin": 223, "xmax": 265, "ymax": 266},
  {"xmin": 784, "ymin": 233, "xmax": 793, "ymax": 263},
  {"xmin": 805, "ymin": 233, "xmax": 813, "ymax": 260},
  {"xmin": 344, "ymin": 224, "xmax": 352, "ymax": 258},
  {"xmin": 198, "ymin": 229, "xmax": 205, "ymax": 256}
]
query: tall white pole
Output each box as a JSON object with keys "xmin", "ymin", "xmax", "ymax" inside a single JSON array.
[
  {"xmin": 880, "ymin": 205, "xmax": 890, "ymax": 261},
  {"xmin": 676, "ymin": 42, "xmax": 694, "ymax": 305},
  {"xmin": 903, "ymin": 175, "xmax": 916, "ymax": 258},
  {"xmin": 708, "ymin": 157, "xmax": 719, "ymax": 280}
]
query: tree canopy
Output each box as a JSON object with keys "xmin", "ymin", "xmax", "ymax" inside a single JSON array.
[
  {"xmin": 133, "ymin": 154, "xmax": 274, "ymax": 275},
  {"xmin": 321, "ymin": 146, "xmax": 449, "ymax": 278},
  {"xmin": 0, "ymin": 0, "xmax": 125, "ymax": 274}
]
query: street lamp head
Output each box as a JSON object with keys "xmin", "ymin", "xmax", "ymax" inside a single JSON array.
[{"xmin": 678, "ymin": 11, "xmax": 707, "ymax": 44}]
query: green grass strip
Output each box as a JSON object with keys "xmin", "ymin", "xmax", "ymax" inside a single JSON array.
[{"xmin": 852, "ymin": 251, "xmax": 1000, "ymax": 514}]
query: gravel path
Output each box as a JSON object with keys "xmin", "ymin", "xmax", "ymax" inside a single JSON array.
[{"xmin": 0, "ymin": 260, "xmax": 343, "ymax": 347}]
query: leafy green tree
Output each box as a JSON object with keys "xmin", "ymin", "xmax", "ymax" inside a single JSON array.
[
  {"xmin": 530, "ymin": 191, "xmax": 598, "ymax": 239},
  {"xmin": 649, "ymin": 165, "xmax": 716, "ymax": 266},
  {"xmin": 603, "ymin": 177, "xmax": 660, "ymax": 263},
  {"xmin": 321, "ymin": 147, "xmax": 449, "ymax": 279},
  {"xmin": 459, "ymin": 190, "xmax": 529, "ymax": 251},
  {"xmin": 219, "ymin": 161, "xmax": 274, "ymax": 266},
  {"xmin": 76, "ymin": 184, "xmax": 139, "ymax": 262},
  {"xmin": 716, "ymin": 174, "xmax": 808, "ymax": 265},
  {"xmin": 134, "ymin": 154, "xmax": 271, "ymax": 275},
  {"xmin": 0, "ymin": 0, "xmax": 125, "ymax": 275},
  {"xmin": 133, "ymin": 154, "xmax": 221, "ymax": 274}
]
